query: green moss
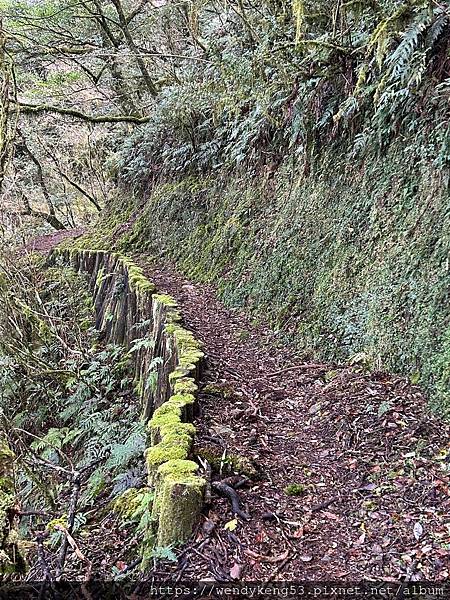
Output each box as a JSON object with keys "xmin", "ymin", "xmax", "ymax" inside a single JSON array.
[
  {"xmin": 0, "ymin": 439, "xmax": 27, "ymax": 574},
  {"xmin": 167, "ymin": 393, "xmax": 196, "ymax": 408},
  {"xmin": 47, "ymin": 516, "xmax": 68, "ymax": 532},
  {"xmin": 155, "ymin": 472, "xmax": 206, "ymax": 547},
  {"xmin": 154, "ymin": 294, "xmax": 178, "ymax": 308},
  {"xmin": 160, "ymin": 421, "xmax": 196, "ymax": 439},
  {"xmin": 51, "ymin": 247, "xmax": 205, "ymax": 550},
  {"xmin": 112, "ymin": 487, "xmax": 152, "ymax": 520},
  {"xmin": 108, "ymin": 132, "xmax": 450, "ymax": 416},
  {"xmin": 173, "ymin": 377, "xmax": 198, "ymax": 395},
  {"xmin": 149, "ymin": 402, "xmax": 182, "ymax": 425},
  {"xmin": 195, "ymin": 445, "xmax": 257, "ymax": 478},
  {"xmin": 146, "ymin": 443, "xmax": 189, "ymax": 471},
  {"xmin": 169, "ymin": 367, "xmax": 194, "ymax": 384},
  {"xmin": 162, "ymin": 432, "xmax": 193, "ymax": 449},
  {"xmin": 284, "ymin": 483, "xmax": 308, "ymax": 496},
  {"xmin": 203, "ymin": 383, "xmax": 236, "ymax": 399},
  {"xmin": 157, "ymin": 459, "xmax": 199, "ymax": 478}
]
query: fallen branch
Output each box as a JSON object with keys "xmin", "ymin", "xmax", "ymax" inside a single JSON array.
[
  {"xmin": 211, "ymin": 481, "xmax": 250, "ymax": 521},
  {"xmin": 14, "ymin": 100, "xmax": 151, "ymax": 124}
]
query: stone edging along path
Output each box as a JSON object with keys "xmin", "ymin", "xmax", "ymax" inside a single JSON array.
[{"xmin": 48, "ymin": 248, "xmax": 205, "ymax": 547}]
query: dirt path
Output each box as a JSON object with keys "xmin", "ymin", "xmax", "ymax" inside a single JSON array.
[
  {"xmin": 25, "ymin": 231, "xmax": 449, "ymax": 582},
  {"xmin": 21, "ymin": 228, "xmax": 85, "ymax": 254},
  {"xmin": 136, "ymin": 256, "xmax": 450, "ymax": 582}
]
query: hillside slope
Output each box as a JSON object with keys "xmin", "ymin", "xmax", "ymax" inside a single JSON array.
[
  {"xmin": 86, "ymin": 131, "xmax": 449, "ymax": 414},
  {"xmin": 81, "ymin": 0, "xmax": 450, "ymax": 412}
]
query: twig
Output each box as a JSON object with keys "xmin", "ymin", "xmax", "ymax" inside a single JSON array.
[
  {"xmin": 55, "ymin": 524, "xmax": 92, "ymax": 582},
  {"xmin": 211, "ymin": 481, "xmax": 250, "ymax": 520},
  {"xmin": 251, "ymin": 363, "xmax": 330, "ymax": 380},
  {"xmin": 115, "ymin": 557, "xmax": 142, "ymax": 577},
  {"xmin": 197, "ymin": 456, "xmax": 212, "ymax": 504},
  {"xmin": 310, "ymin": 496, "xmax": 339, "ymax": 512},
  {"xmin": 267, "ymin": 552, "xmax": 297, "ymax": 581},
  {"xmin": 19, "ymin": 510, "xmax": 56, "ymax": 518},
  {"xmin": 56, "ymin": 471, "xmax": 81, "ymax": 579}
]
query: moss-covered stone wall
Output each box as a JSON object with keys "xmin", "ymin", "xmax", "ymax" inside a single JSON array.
[{"xmin": 49, "ymin": 248, "xmax": 205, "ymax": 547}]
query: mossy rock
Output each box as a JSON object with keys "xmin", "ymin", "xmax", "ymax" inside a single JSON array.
[
  {"xmin": 195, "ymin": 444, "xmax": 258, "ymax": 478},
  {"xmin": 202, "ymin": 383, "xmax": 236, "ymax": 399}
]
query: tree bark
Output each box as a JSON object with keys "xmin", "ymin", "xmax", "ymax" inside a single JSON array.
[
  {"xmin": 21, "ymin": 193, "xmax": 66, "ymax": 230},
  {"xmin": 14, "ymin": 101, "xmax": 150, "ymax": 124},
  {"xmin": 110, "ymin": 0, "xmax": 159, "ymax": 97}
]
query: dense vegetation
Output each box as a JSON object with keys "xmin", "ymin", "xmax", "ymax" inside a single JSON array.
[
  {"xmin": 0, "ymin": 253, "xmax": 162, "ymax": 576},
  {"xmin": 0, "ymin": 1, "xmax": 449, "ymax": 402}
]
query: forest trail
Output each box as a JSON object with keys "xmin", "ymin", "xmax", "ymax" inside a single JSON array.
[
  {"xmin": 30, "ymin": 233, "xmax": 450, "ymax": 581},
  {"xmin": 21, "ymin": 228, "xmax": 85, "ymax": 254},
  {"xmin": 136, "ymin": 258, "xmax": 450, "ymax": 582}
]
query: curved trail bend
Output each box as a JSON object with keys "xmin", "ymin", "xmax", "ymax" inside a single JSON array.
[{"xmin": 27, "ymin": 233, "xmax": 450, "ymax": 581}]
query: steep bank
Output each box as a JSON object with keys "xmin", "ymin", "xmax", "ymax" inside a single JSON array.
[
  {"xmin": 88, "ymin": 133, "xmax": 450, "ymax": 415},
  {"xmin": 77, "ymin": 0, "xmax": 450, "ymax": 414}
]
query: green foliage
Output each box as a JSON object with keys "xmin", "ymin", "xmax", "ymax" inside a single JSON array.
[
  {"xmin": 116, "ymin": 122, "xmax": 449, "ymax": 413},
  {"xmin": 0, "ymin": 255, "xmax": 147, "ymax": 567},
  {"xmin": 111, "ymin": 0, "xmax": 449, "ymax": 188}
]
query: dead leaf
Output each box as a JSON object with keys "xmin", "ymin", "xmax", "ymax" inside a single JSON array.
[
  {"xmin": 255, "ymin": 530, "xmax": 268, "ymax": 543},
  {"xmin": 299, "ymin": 555, "xmax": 313, "ymax": 562},
  {"xmin": 262, "ymin": 550, "xmax": 289, "ymax": 564},
  {"xmin": 292, "ymin": 526, "xmax": 304, "ymax": 538},
  {"xmin": 230, "ymin": 563, "xmax": 242, "ymax": 579},
  {"xmin": 203, "ymin": 519, "xmax": 216, "ymax": 535},
  {"xmin": 356, "ymin": 532, "xmax": 366, "ymax": 545},
  {"xmin": 357, "ymin": 483, "xmax": 377, "ymax": 492},
  {"xmin": 224, "ymin": 519, "xmax": 238, "ymax": 532},
  {"xmin": 413, "ymin": 522, "xmax": 424, "ymax": 540},
  {"xmin": 322, "ymin": 511, "xmax": 340, "ymax": 521}
]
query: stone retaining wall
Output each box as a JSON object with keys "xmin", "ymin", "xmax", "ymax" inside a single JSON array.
[{"xmin": 49, "ymin": 248, "xmax": 205, "ymax": 547}]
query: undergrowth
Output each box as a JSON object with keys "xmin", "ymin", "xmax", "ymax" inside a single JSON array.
[{"xmin": 0, "ymin": 252, "xmax": 153, "ymax": 577}]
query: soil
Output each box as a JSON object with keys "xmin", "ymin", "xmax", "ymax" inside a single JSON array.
[{"xmin": 21, "ymin": 228, "xmax": 85, "ymax": 254}]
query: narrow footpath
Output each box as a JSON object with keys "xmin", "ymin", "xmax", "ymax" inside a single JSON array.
[
  {"xmin": 24, "ymin": 233, "xmax": 449, "ymax": 581},
  {"xmin": 137, "ymin": 256, "xmax": 449, "ymax": 582}
]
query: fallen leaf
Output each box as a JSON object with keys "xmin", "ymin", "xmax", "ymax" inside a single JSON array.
[
  {"xmin": 203, "ymin": 519, "xmax": 216, "ymax": 535},
  {"xmin": 356, "ymin": 532, "xmax": 366, "ymax": 545},
  {"xmin": 262, "ymin": 550, "xmax": 289, "ymax": 564},
  {"xmin": 255, "ymin": 530, "xmax": 268, "ymax": 543},
  {"xmin": 292, "ymin": 527, "xmax": 304, "ymax": 538},
  {"xmin": 224, "ymin": 519, "xmax": 238, "ymax": 532},
  {"xmin": 230, "ymin": 563, "xmax": 242, "ymax": 579},
  {"xmin": 413, "ymin": 522, "xmax": 424, "ymax": 540},
  {"xmin": 357, "ymin": 483, "xmax": 377, "ymax": 492},
  {"xmin": 300, "ymin": 555, "xmax": 313, "ymax": 562}
]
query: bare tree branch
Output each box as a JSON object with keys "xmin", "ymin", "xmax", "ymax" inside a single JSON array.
[{"xmin": 14, "ymin": 100, "xmax": 150, "ymax": 124}]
